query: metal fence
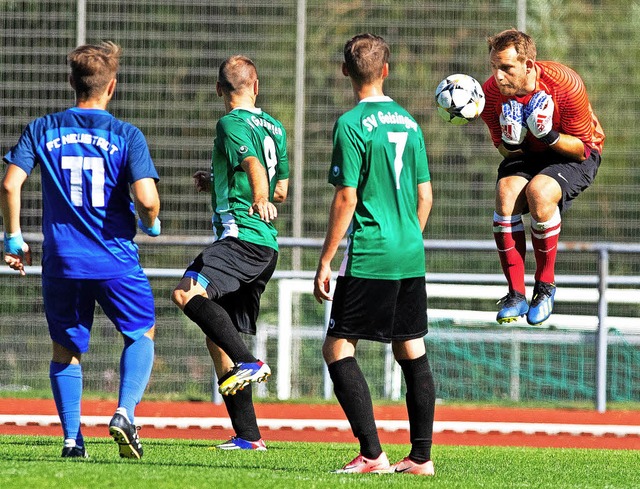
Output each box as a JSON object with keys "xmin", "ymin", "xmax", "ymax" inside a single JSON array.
[
  {"xmin": 2, "ymin": 1, "xmax": 640, "ymax": 250},
  {"xmin": 2, "ymin": 236, "xmax": 639, "ymax": 411},
  {"xmin": 1, "ymin": 1, "xmax": 640, "ymax": 411}
]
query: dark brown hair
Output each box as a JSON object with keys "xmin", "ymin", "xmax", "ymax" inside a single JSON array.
[
  {"xmin": 217, "ymin": 55, "xmax": 258, "ymax": 94},
  {"xmin": 487, "ymin": 29, "xmax": 537, "ymax": 61}
]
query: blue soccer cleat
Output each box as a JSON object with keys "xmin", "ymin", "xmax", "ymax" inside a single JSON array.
[
  {"xmin": 218, "ymin": 360, "xmax": 271, "ymax": 396},
  {"xmin": 496, "ymin": 290, "xmax": 529, "ymax": 324},
  {"xmin": 215, "ymin": 436, "xmax": 267, "ymax": 451},
  {"xmin": 527, "ymin": 282, "xmax": 556, "ymax": 325}
]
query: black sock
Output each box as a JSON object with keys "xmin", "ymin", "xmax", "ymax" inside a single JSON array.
[
  {"xmin": 398, "ymin": 354, "xmax": 435, "ymax": 463},
  {"xmin": 328, "ymin": 356, "xmax": 382, "ymax": 459},
  {"xmin": 183, "ymin": 295, "xmax": 256, "ymax": 364},
  {"xmin": 221, "ymin": 383, "xmax": 261, "ymax": 441}
]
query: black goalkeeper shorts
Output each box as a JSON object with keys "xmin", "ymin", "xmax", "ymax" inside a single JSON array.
[{"xmin": 497, "ymin": 150, "xmax": 601, "ymax": 213}]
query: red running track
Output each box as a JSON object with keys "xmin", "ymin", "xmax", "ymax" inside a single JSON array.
[{"xmin": 1, "ymin": 398, "xmax": 638, "ymax": 450}]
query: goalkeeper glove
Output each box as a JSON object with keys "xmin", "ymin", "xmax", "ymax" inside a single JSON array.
[
  {"xmin": 500, "ymin": 99, "xmax": 528, "ymax": 149},
  {"xmin": 524, "ymin": 91, "xmax": 559, "ymax": 145},
  {"xmin": 4, "ymin": 231, "xmax": 29, "ymax": 257},
  {"xmin": 137, "ymin": 217, "xmax": 161, "ymax": 237}
]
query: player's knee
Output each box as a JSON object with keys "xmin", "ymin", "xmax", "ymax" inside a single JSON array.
[
  {"xmin": 143, "ymin": 325, "xmax": 156, "ymax": 341},
  {"xmin": 321, "ymin": 341, "xmax": 333, "ymax": 364},
  {"xmin": 526, "ymin": 187, "xmax": 561, "ymax": 219},
  {"xmin": 172, "ymin": 276, "xmax": 210, "ymax": 310},
  {"xmin": 526, "ymin": 177, "xmax": 561, "ymax": 203},
  {"xmin": 496, "ymin": 177, "xmax": 527, "ymax": 211},
  {"xmin": 322, "ymin": 336, "xmax": 354, "ymax": 365},
  {"xmin": 170, "ymin": 286, "xmax": 190, "ymax": 309},
  {"xmin": 52, "ymin": 341, "xmax": 81, "ymax": 364},
  {"xmin": 392, "ymin": 338, "xmax": 426, "ymax": 361}
]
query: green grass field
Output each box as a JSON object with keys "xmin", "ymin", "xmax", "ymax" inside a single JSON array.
[{"xmin": 1, "ymin": 435, "xmax": 638, "ymax": 489}]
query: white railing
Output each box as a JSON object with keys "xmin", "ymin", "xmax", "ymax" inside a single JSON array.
[
  {"xmin": 3, "ymin": 235, "xmax": 640, "ymax": 412},
  {"xmin": 270, "ymin": 272, "xmax": 640, "ymax": 406}
]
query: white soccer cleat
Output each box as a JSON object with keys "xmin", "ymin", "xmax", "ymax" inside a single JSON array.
[
  {"xmin": 390, "ymin": 456, "xmax": 435, "ymax": 476},
  {"xmin": 334, "ymin": 452, "xmax": 391, "ymax": 474}
]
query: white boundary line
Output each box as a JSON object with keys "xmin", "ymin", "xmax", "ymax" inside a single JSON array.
[{"xmin": 2, "ymin": 415, "xmax": 639, "ymax": 437}]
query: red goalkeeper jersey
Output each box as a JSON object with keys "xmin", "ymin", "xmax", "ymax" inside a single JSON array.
[{"xmin": 481, "ymin": 61, "xmax": 605, "ymax": 155}]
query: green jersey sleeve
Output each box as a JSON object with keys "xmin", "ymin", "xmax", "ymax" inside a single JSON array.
[
  {"xmin": 329, "ymin": 116, "xmax": 365, "ymax": 187},
  {"xmin": 216, "ymin": 117, "xmax": 259, "ymax": 171},
  {"xmin": 416, "ymin": 130, "xmax": 431, "ymax": 184},
  {"xmin": 275, "ymin": 127, "xmax": 290, "ymax": 181}
]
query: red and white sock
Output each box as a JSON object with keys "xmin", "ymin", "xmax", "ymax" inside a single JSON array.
[
  {"xmin": 530, "ymin": 207, "xmax": 561, "ymax": 284},
  {"xmin": 493, "ymin": 212, "xmax": 526, "ymax": 294}
]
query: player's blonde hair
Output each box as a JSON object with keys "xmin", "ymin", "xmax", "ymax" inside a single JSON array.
[
  {"xmin": 343, "ymin": 33, "xmax": 390, "ymax": 84},
  {"xmin": 487, "ymin": 29, "xmax": 536, "ymax": 61},
  {"xmin": 217, "ymin": 55, "xmax": 258, "ymax": 94},
  {"xmin": 67, "ymin": 41, "xmax": 121, "ymax": 100}
]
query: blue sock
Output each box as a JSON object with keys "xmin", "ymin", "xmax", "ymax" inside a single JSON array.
[
  {"xmin": 118, "ymin": 335, "xmax": 154, "ymax": 423},
  {"xmin": 49, "ymin": 362, "xmax": 84, "ymax": 447}
]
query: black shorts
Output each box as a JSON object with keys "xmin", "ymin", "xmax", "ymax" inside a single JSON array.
[
  {"xmin": 184, "ymin": 237, "xmax": 277, "ymax": 335},
  {"xmin": 327, "ymin": 276, "xmax": 428, "ymax": 343},
  {"xmin": 497, "ymin": 150, "xmax": 601, "ymax": 214}
]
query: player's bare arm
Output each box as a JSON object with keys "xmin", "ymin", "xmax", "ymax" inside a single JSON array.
[
  {"xmin": 546, "ymin": 133, "xmax": 588, "ymax": 161},
  {"xmin": 1, "ymin": 164, "xmax": 28, "ymax": 236},
  {"xmin": 417, "ymin": 181, "xmax": 433, "ymax": 232},
  {"xmin": 131, "ymin": 177, "xmax": 160, "ymax": 228},
  {"xmin": 193, "ymin": 170, "xmax": 211, "ymax": 193},
  {"xmin": 273, "ymin": 178, "xmax": 289, "ymax": 203},
  {"xmin": 1, "ymin": 164, "xmax": 32, "ymax": 275},
  {"xmin": 498, "ymin": 144, "xmax": 525, "ymax": 158},
  {"xmin": 241, "ymin": 156, "xmax": 277, "ymax": 222},
  {"xmin": 498, "ymin": 132, "xmax": 586, "ymax": 161},
  {"xmin": 313, "ymin": 185, "xmax": 357, "ymax": 303}
]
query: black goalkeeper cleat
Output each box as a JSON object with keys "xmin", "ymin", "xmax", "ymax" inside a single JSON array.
[
  {"xmin": 61, "ymin": 445, "xmax": 89, "ymax": 458},
  {"xmin": 109, "ymin": 413, "xmax": 143, "ymax": 459}
]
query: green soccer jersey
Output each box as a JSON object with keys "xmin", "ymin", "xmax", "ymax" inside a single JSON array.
[
  {"xmin": 211, "ymin": 107, "xmax": 289, "ymax": 251},
  {"xmin": 329, "ymin": 96, "xmax": 430, "ymax": 279}
]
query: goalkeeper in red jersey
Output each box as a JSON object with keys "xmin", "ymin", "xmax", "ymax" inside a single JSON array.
[{"xmin": 480, "ymin": 29, "xmax": 605, "ymax": 325}]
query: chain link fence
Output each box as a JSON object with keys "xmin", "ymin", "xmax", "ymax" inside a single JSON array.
[{"xmin": 1, "ymin": 1, "xmax": 639, "ymax": 406}]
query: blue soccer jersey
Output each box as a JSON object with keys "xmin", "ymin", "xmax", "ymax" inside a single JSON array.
[{"xmin": 3, "ymin": 107, "xmax": 159, "ymax": 279}]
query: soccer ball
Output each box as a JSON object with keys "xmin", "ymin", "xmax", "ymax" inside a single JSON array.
[{"xmin": 435, "ymin": 74, "xmax": 485, "ymax": 125}]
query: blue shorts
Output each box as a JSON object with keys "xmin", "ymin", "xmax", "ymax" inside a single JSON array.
[{"xmin": 42, "ymin": 267, "xmax": 156, "ymax": 353}]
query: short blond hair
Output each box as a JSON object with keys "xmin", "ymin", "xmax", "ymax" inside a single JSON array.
[
  {"xmin": 343, "ymin": 33, "xmax": 390, "ymax": 84},
  {"xmin": 67, "ymin": 41, "xmax": 121, "ymax": 100}
]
